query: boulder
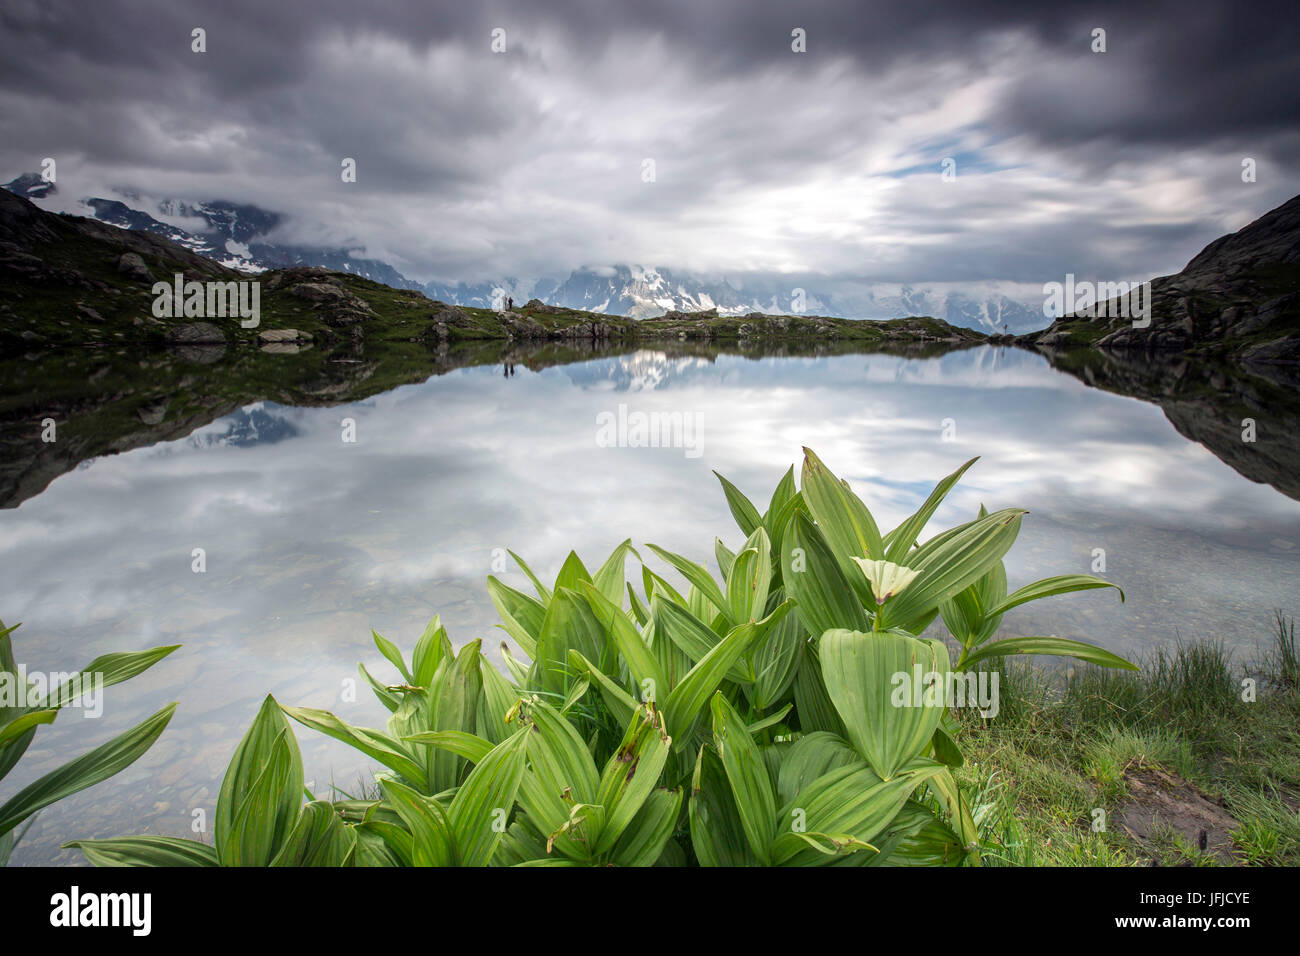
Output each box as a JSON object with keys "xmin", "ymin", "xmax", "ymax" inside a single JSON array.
[
  {"xmin": 116, "ymin": 252, "xmax": 155, "ymax": 282},
  {"xmin": 136, "ymin": 400, "xmax": 169, "ymax": 426},
  {"xmin": 164, "ymin": 322, "xmax": 225, "ymax": 345},
  {"xmin": 290, "ymin": 282, "xmax": 348, "ymax": 304},
  {"xmin": 257, "ymin": 328, "xmax": 312, "ymax": 344},
  {"xmin": 522, "ymin": 298, "xmax": 566, "ymax": 314}
]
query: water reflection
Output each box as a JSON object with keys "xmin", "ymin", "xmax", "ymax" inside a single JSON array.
[{"xmin": 1, "ymin": 345, "xmax": 1296, "ymax": 864}]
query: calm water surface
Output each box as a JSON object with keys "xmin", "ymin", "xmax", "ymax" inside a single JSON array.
[{"xmin": 3, "ymin": 345, "xmax": 1297, "ymax": 863}]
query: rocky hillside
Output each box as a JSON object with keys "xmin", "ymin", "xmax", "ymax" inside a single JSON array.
[
  {"xmin": 0, "ymin": 186, "xmax": 989, "ymax": 508},
  {"xmin": 6, "ymin": 173, "xmax": 1051, "ymax": 331},
  {"xmin": 0, "ymin": 186, "xmax": 985, "ymax": 353},
  {"xmin": 1021, "ymin": 194, "xmax": 1300, "ymax": 368}
]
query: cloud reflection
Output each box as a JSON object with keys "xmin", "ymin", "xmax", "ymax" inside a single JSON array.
[{"xmin": 1, "ymin": 346, "xmax": 1296, "ymax": 863}]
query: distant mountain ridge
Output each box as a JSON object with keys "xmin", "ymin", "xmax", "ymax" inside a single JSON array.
[{"xmin": 2, "ymin": 173, "xmax": 1048, "ymax": 333}]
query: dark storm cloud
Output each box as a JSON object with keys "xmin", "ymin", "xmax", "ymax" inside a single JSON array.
[{"xmin": 0, "ymin": 0, "xmax": 1296, "ymax": 286}]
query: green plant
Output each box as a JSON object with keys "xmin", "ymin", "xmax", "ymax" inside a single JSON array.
[
  {"xmin": 0, "ymin": 619, "xmax": 178, "ymax": 865},
  {"xmin": 1257, "ymin": 611, "xmax": 1298, "ymax": 691},
  {"xmin": 491, "ymin": 699, "xmax": 681, "ymax": 866},
  {"xmin": 69, "ymin": 447, "xmax": 1135, "ymax": 867},
  {"xmin": 68, "ymin": 695, "xmax": 361, "ymax": 866},
  {"xmin": 1233, "ymin": 817, "xmax": 1282, "ymax": 865}
]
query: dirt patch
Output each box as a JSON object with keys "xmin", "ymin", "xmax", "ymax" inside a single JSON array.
[{"xmin": 1114, "ymin": 767, "xmax": 1241, "ymax": 865}]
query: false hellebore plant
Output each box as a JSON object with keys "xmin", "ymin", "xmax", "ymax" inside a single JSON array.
[
  {"xmin": 0, "ymin": 620, "xmax": 178, "ymax": 866},
  {"xmin": 68, "ymin": 448, "xmax": 1130, "ymax": 867}
]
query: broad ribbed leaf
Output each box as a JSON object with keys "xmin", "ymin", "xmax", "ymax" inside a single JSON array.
[
  {"xmin": 884, "ymin": 457, "xmax": 978, "ymax": 562},
  {"xmin": 449, "ymin": 729, "xmax": 530, "ymax": 866},
  {"xmin": 358, "ymin": 662, "xmax": 402, "ymax": 712},
  {"xmin": 801, "ymin": 447, "xmax": 884, "ymax": 564},
  {"xmin": 216, "ymin": 696, "xmax": 304, "ymax": 866},
  {"xmin": 378, "ymin": 778, "xmax": 453, "ymax": 866},
  {"xmin": 652, "ymin": 597, "xmax": 752, "ymax": 684},
  {"xmin": 775, "ymin": 731, "xmax": 862, "ymax": 806},
  {"xmin": 771, "ymin": 760, "xmax": 943, "ymax": 865},
  {"xmin": 764, "ymin": 466, "xmax": 798, "ymax": 528},
  {"xmin": 985, "ymin": 574, "xmax": 1124, "ymax": 618},
  {"xmin": 962, "ymin": 636, "xmax": 1137, "ymax": 670},
  {"xmin": 517, "ymin": 698, "xmax": 601, "ymax": 859},
  {"xmin": 67, "ymin": 835, "xmax": 218, "ymax": 867},
  {"xmin": 715, "ymin": 538, "xmax": 736, "ymax": 582},
  {"xmin": 627, "ymin": 584, "xmax": 652, "ymax": 627},
  {"xmin": 403, "ymin": 729, "xmax": 494, "ymax": 763},
  {"xmin": 356, "ymin": 819, "xmax": 412, "ymax": 866},
  {"xmin": 533, "ymin": 587, "xmax": 606, "ymax": 693},
  {"xmin": 270, "ymin": 801, "xmax": 357, "ymax": 866},
  {"xmin": 567, "ymin": 650, "xmax": 638, "ymax": 727},
  {"xmin": 610, "ymin": 787, "xmax": 683, "ymax": 867},
  {"xmin": 0, "ymin": 703, "xmax": 176, "ymax": 838},
  {"xmin": 352, "ymin": 825, "xmax": 404, "ymax": 867},
  {"xmin": 553, "ymin": 551, "xmax": 593, "ymax": 594},
  {"xmin": 35, "ymin": 645, "xmax": 180, "ymax": 710},
  {"xmin": 663, "ymin": 602, "xmax": 791, "ymax": 742},
  {"xmin": 880, "ymin": 508, "xmax": 1025, "ymax": 629},
  {"xmin": 726, "ymin": 527, "xmax": 772, "ymax": 624},
  {"xmin": 766, "ymin": 491, "xmax": 806, "ymax": 563},
  {"xmin": 580, "ymin": 581, "xmax": 666, "ymax": 696},
  {"xmin": 486, "ymin": 576, "xmax": 545, "ymax": 659},
  {"xmin": 782, "ymin": 511, "xmax": 869, "ymax": 638},
  {"xmin": 792, "ymin": 642, "xmax": 847, "ymax": 736},
  {"xmin": 412, "ymin": 615, "xmax": 452, "ymax": 688},
  {"xmin": 477, "ymin": 657, "xmax": 519, "ymax": 745},
  {"xmin": 643, "ymin": 566, "xmax": 688, "ymax": 608},
  {"xmin": 645, "ymin": 544, "xmax": 728, "ymax": 623},
  {"xmin": 593, "ymin": 705, "xmax": 672, "ymax": 854},
  {"xmin": 281, "ymin": 705, "xmax": 425, "ymax": 785},
  {"xmin": 880, "ymin": 801, "xmax": 965, "ymax": 866},
  {"xmin": 926, "ymin": 766, "xmax": 979, "ymax": 855},
  {"xmin": 932, "ymin": 723, "xmax": 964, "ymax": 767},
  {"xmin": 653, "ymin": 597, "xmax": 719, "ymax": 662},
  {"xmin": 750, "ymin": 601, "xmax": 804, "ymax": 709},
  {"xmin": 424, "ymin": 639, "xmax": 483, "ymax": 792},
  {"xmin": 714, "ymin": 471, "xmax": 763, "ymax": 537},
  {"xmin": 710, "ymin": 693, "xmax": 776, "ymax": 863},
  {"xmin": 593, "ymin": 539, "xmax": 638, "ymax": 606},
  {"xmin": 494, "ymin": 814, "xmax": 551, "ymax": 867},
  {"xmin": 820, "ymin": 629, "xmax": 950, "ymax": 779},
  {"xmin": 508, "ymin": 550, "xmax": 553, "ymax": 603},
  {"xmin": 689, "ymin": 746, "xmax": 761, "ymax": 866},
  {"xmin": 522, "ymin": 698, "xmax": 601, "ymax": 807},
  {"xmin": 371, "ymin": 630, "xmax": 412, "ymax": 684}
]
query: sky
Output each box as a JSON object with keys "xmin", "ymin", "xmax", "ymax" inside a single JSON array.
[{"xmin": 1, "ymin": 0, "xmax": 1297, "ymax": 288}]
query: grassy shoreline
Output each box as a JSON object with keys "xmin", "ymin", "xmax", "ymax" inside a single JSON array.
[{"xmin": 955, "ymin": 612, "xmax": 1299, "ymax": 866}]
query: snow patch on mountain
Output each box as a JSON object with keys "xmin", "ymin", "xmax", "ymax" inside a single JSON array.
[{"xmin": 3, "ymin": 174, "xmax": 1050, "ymax": 332}]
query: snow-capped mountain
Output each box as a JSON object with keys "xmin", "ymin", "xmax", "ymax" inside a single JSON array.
[
  {"xmin": 4, "ymin": 171, "xmax": 57, "ymax": 200},
  {"xmin": 563, "ymin": 350, "xmax": 718, "ymax": 392},
  {"xmin": 188, "ymin": 405, "xmax": 299, "ymax": 449},
  {"xmin": 82, "ymin": 193, "xmax": 422, "ymax": 286},
  {"xmin": 836, "ymin": 284, "xmax": 1045, "ymax": 334},
  {"xmin": 544, "ymin": 268, "xmax": 1045, "ymax": 332},
  {"xmin": 2, "ymin": 174, "xmax": 1050, "ymax": 332}
]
